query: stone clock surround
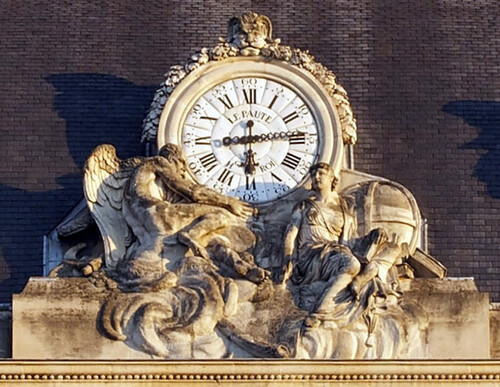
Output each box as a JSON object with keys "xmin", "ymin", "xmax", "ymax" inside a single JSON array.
[{"xmin": 157, "ymin": 57, "xmax": 344, "ymax": 188}]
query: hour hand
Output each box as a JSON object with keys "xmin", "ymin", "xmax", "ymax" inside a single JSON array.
[{"xmin": 240, "ymin": 149, "xmax": 259, "ymax": 175}]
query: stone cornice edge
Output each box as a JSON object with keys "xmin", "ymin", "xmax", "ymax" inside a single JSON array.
[{"xmin": 1, "ymin": 360, "xmax": 500, "ymax": 384}]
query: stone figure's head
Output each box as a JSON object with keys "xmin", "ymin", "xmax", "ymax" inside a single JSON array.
[
  {"xmin": 310, "ymin": 163, "xmax": 338, "ymax": 191},
  {"xmin": 159, "ymin": 143, "xmax": 188, "ymax": 177},
  {"xmin": 227, "ymin": 12, "xmax": 273, "ymax": 53}
]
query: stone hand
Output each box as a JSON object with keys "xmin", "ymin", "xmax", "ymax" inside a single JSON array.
[{"xmin": 228, "ymin": 198, "xmax": 254, "ymax": 218}]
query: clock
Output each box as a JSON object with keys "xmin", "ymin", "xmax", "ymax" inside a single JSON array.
[
  {"xmin": 181, "ymin": 76, "xmax": 319, "ymax": 202},
  {"xmin": 157, "ymin": 57, "xmax": 344, "ymax": 204}
]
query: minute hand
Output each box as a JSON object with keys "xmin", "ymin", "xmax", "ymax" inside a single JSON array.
[{"xmin": 222, "ymin": 130, "xmax": 303, "ymax": 146}]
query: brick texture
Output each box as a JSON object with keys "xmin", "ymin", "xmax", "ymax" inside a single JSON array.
[{"xmin": 0, "ymin": 0, "xmax": 499, "ymax": 302}]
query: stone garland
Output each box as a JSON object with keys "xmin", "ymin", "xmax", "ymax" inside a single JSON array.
[{"xmin": 141, "ymin": 38, "xmax": 358, "ymax": 147}]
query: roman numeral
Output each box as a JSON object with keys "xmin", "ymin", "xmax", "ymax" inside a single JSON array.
[
  {"xmin": 289, "ymin": 132, "xmax": 306, "ymax": 145},
  {"xmin": 271, "ymin": 172, "xmax": 283, "ymax": 182},
  {"xmin": 218, "ymin": 94, "xmax": 234, "ymax": 110},
  {"xmin": 199, "ymin": 153, "xmax": 218, "ymax": 172},
  {"xmin": 268, "ymin": 95, "xmax": 278, "ymax": 109},
  {"xmin": 243, "ymin": 88, "xmax": 257, "ymax": 104},
  {"xmin": 282, "ymin": 111, "xmax": 299, "ymax": 124},
  {"xmin": 194, "ymin": 136, "xmax": 211, "ymax": 145},
  {"xmin": 217, "ymin": 168, "xmax": 234, "ymax": 186},
  {"xmin": 200, "ymin": 116, "xmax": 218, "ymax": 122},
  {"xmin": 282, "ymin": 152, "xmax": 301, "ymax": 170},
  {"xmin": 246, "ymin": 176, "xmax": 256, "ymax": 190}
]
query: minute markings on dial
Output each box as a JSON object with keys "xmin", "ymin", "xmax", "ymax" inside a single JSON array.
[
  {"xmin": 290, "ymin": 122, "xmax": 316, "ymax": 131},
  {"xmin": 184, "ymin": 123, "xmax": 214, "ymax": 132},
  {"xmin": 264, "ymin": 80, "xmax": 294, "ymax": 114}
]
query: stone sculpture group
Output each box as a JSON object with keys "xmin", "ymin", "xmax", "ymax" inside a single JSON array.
[
  {"xmin": 47, "ymin": 12, "xmax": 432, "ymax": 360},
  {"xmin": 57, "ymin": 142, "xmax": 427, "ymax": 359}
]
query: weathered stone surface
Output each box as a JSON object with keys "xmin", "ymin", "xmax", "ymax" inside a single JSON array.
[
  {"xmin": 12, "ymin": 277, "xmax": 489, "ymax": 360},
  {"xmin": 68, "ymin": 141, "xmax": 429, "ymax": 359},
  {"xmin": 490, "ymin": 303, "xmax": 500, "ymax": 358},
  {"xmin": 12, "ymin": 278, "xmax": 151, "ymax": 359},
  {"xmin": 403, "ymin": 278, "xmax": 490, "ymax": 359}
]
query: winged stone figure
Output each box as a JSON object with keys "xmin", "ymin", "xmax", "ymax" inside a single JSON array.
[
  {"xmin": 83, "ymin": 144, "xmax": 142, "ymax": 269},
  {"xmin": 83, "ymin": 144, "xmax": 254, "ymax": 274}
]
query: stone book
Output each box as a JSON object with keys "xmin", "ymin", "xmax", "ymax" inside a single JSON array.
[{"xmin": 407, "ymin": 248, "xmax": 447, "ymax": 278}]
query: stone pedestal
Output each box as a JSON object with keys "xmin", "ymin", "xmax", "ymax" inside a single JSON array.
[
  {"xmin": 12, "ymin": 278, "xmax": 151, "ymax": 360},
  {"xmin": 402, "ymin": 278, "xmax": 491, "ymax": 359},
  {"xmin": 12, "ymin": 276, "xmax": 491, "ymax": 360}
]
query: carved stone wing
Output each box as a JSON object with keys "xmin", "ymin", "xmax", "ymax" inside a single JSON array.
[{"xmin": 83, "ymin": 144, "xmax": 140, "ymax": 269}]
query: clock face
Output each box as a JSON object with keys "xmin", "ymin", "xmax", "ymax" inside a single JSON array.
[{"xmin": 180, "ymin": 77, "xmax": 319, "ymax": 203}]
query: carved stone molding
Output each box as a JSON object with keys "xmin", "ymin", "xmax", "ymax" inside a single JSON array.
[
  {"xmin": 1, "ymin": 360, "xmax": 500, "ymax": 385},
  {"xmin": 142, "ymin": 12, "xmax": 357, "ymax": 147}
]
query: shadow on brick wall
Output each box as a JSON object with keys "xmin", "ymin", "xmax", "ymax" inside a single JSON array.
[
  {"xmin": 443, "ymin": 101, "xmax": 500, "ymax": 199},
  {"xmin": 46, "ymin": 73, "xmax": 157, "ymax": 167},
  {"xmin": 0, "ymin": 74, "xmax": 156, "ymax": 302}
]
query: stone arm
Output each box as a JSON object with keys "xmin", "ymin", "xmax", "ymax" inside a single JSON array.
[
  {"xmin": 281, "ymin": 207, "xmax": 302, "ymax": 283},
  {"xmin": 191, "ymin": 185, "xmax": 252, "ymax": 217},
  {"xmin": 155, "ymin": 157, "xmax": 252, "ymax": 217},
  {"xmin": 339, "ymin": 196, "xmax": 357, "ymax": 247}
]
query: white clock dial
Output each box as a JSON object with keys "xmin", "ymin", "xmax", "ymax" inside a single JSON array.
[{"xmin": 181, "ymin": 77, "xmax": 319, "ymax": 203}]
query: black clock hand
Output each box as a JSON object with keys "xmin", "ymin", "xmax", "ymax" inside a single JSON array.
[
  {"xmin": 242, "ymin": 149, "xmax": 259, "ymax": 175},
  {"xmin": 241, "ymin": 120, "xmax": 259, "ymax": 175},
  {"xmin": 247, "ymin": 120, "xmax": 254, "ymax": 153},
  {"xmin": 222, "ymin": 130, "xmax": 304, "ymax": 146}
]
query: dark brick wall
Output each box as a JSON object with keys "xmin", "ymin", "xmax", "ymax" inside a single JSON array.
[{"xmin": 0, "ymin": 0, "xmax": 499, "ymax": 301}]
